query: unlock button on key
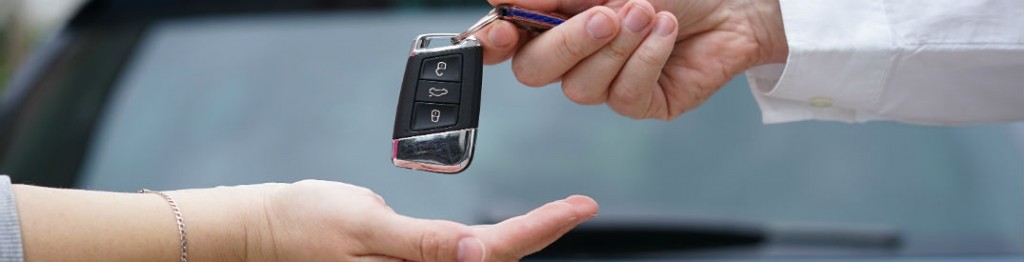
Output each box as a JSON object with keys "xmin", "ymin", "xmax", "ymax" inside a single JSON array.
[{"xmin": 412, "ymin": 103, "xmax": 459, "ymax": 130}]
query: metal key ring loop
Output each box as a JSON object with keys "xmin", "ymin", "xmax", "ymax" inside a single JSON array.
[{"xmin": 453, "ymin": 8, "xmax": 500, "ymax": 44}]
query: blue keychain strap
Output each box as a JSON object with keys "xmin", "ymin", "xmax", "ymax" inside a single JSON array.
[
  {"xmin": 498, "ymin": 5, "xmax": 566, "ymax": 30},
  {"xmin": 453, "ymin": 5, "xmax": 569, "ymax": 43}
]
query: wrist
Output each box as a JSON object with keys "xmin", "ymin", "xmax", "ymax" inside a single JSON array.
[
  {"xmin": 169, "ymin": 186, "xmax": 265, "ymax": 262},
  {"xmin": 746, "ymin": 0, "xmax": 788, "ymax": 65}
]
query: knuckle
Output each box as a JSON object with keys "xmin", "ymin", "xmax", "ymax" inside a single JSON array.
[
  {"xmin": 561, "ymin": 80, "xmax": 604, "ymax": 105},
  {"xmin": 417, "ymin": 231, "xmax": 441, "ymax": 261},
  {"xmin": 609, "ymin": 86, "xmax": 650, "ymax": 119},
  {"xmin": 511, "ymin": 59, "xmax": 548, "ymax": 87},
  {"xmin": 608, "ymin": 104, "xmax": 639, "ymax": 120},
  {"xmin": 646, "ymin": 101, "xmax": 675, "ymax": 121},
  {"xmin": 611, "ymin": 104, "xmax": 645, "ymax": 120},
  {"xmin": 555, "ymin": 33, "xmax": 589, "ymax": 62},
  {"xmin": 417, "ymin": 223, "xmax": 462, "ymax": 262},
  {"xmin": 611, "ymin": 84, "xmax": 643, "ymax": 105},
  {"xmin": 645, "ymin": 102, "xmax": 667, "ymax": 121},
  {"xmin": 602, "ymin": 41, "xmax": 635, "ymax": 62},
  {"xmin": 633, "ymin": 47, "xmax": 664, "ymax": 67}
]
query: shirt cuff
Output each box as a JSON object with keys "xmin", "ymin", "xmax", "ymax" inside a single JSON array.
[
  {"xmin": 0, "ymin": 176, "xmax": 24, "ymax": 262},
  {"xmin": 746, "ymin": 0, "xmax": 894, "ymax": 124}
]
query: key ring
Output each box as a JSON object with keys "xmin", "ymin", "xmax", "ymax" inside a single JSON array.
[{"xmin": 453, "ymin": 8, "xmax": 500, "ymax": 44}]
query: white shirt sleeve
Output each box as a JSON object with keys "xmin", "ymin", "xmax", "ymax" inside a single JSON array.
[{"xmin": 745, "ymin": 0, "xmax": 1024, "ymax": 125}]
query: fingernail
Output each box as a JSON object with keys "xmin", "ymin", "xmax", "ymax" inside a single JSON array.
[
  {"xmin": 457, "ymin": 237, "xmax": 485, "ymax": 262},
  {"xmin": 587, "ymin": 11, "xmax": 615, "ymax": 39},
  {"xmin": 488, "ymin": 22, "xmax": 513, "ymax": 48},
  {"xmin": 623, "ymin": 3, "xmax": 651, "ymax": 33},
  {"xmin": 654, "ymin": 15, "xmax": 676, "ymax": 37}
]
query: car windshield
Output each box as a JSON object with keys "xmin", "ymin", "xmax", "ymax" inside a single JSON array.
[{"xmin": 75, "ymin": 8, "xmax": 1023, "ymax": 260}]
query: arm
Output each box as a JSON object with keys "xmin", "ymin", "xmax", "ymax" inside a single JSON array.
[
  {"xmin": 12, "ymin": 179, "xmax": 598, "ymax": 262},
  {"xmin": 13, "ymin": 184, "xmax": 249, "ymax": 261}
]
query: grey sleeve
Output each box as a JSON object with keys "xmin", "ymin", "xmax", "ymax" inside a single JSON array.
[{"xmin": 0, "ymin": 176, "xmax": 24, "ymax": 262}]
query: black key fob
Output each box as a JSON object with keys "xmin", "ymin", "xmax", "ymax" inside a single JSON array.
[{"xmin": 392, "ymin": 34, "xmax": 482, "ymax": 174}]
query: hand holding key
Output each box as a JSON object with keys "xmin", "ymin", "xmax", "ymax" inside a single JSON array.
[{"xmin": 476, "ymin": 0, "xmax": 788, "ymax": 120}]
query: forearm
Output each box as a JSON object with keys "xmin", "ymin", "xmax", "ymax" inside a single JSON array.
[{"xmin": 12, "ymin": 185, "xmax": 253, "ymax": 262}]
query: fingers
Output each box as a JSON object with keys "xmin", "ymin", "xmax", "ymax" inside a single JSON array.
[
  {"xmin": 479, "ymin": 0, "xmax": 616, "ymax": 65},
  {"xmin": 607, "ymin": 12, "xmax": 678, "ymax": 119},
  {"xmin": 479, "ymin": 195, "xmax": 600, "ymax": 259},
  {"xmin": 561, "ymin": 0, "xmax": 656, "ymax": 105},
  {"xmin": 511, "ymin": 6, "xmax": 620, "ymax": 87},
  {"xmin": 477, "ymin": 20, "xmax": 523, "ymax": 65},
  {"xmin": 363, "ymin": 213, "xmax": 482, "ymax": 262}
]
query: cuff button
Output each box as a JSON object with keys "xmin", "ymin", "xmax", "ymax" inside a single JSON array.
[{"xmin": 809, "ymin": 97, "xmax": 834, "ymax": 108}]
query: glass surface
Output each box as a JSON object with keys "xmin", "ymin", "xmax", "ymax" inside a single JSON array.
[{"xmin": 79, "ymin": 9, "xmax": 1024, "ymax": 259}]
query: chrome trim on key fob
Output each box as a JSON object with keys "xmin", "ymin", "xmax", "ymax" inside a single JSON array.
[
  {"xmin": 393, "ymin": 129, "xmax": 476, "ymax": 174},
  {"xmin": 412, "ymin": 33, "xmax": 481, "ymax": 56}
]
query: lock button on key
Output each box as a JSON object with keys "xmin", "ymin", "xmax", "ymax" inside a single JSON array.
[{"xmin": 420, "ymin": 54, "xmax": 462, "ymax": 82}]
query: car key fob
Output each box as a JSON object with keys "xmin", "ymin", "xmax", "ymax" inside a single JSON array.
[
  {"xmin": 392, "ymin": 34, "xmax": 482, "ymax": 174},
  {"xmin": 393, "ymin": 5, "xmax": 565, "ymax": 174}
]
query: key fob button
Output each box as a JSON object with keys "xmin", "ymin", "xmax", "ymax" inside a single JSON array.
[
  {"xmin": 420, "ymin": 55, "xmax": 462, "ymax": 82},
  {"xmin": 415, "ymin": 80, "xmax": 461, "ymax": 104},
  {"xmin": 412, "ymin": 103, "xmax": 459, "ymax": 130}
]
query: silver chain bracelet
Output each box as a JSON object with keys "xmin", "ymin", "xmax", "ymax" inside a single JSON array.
[{"xmin": 139, "ymin": 189, "xmax": 188, "ymax": 262}]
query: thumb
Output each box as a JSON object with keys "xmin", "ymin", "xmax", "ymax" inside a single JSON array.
[
  {"xmin": 362, "ymin": 213, "xmax": 486, "ymax": 262},
  {"xmin": 476, "ymin": 195, "xmax": 599, "ymax": 259}
]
